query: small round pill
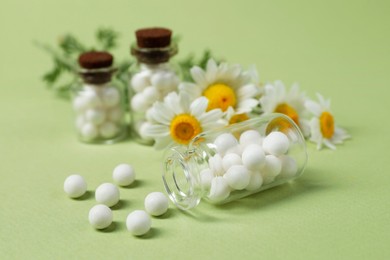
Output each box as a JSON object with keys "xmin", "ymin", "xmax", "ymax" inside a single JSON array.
[
  {"xmin": 208, "ymin": 154, "xmax": 224, "ymax": 176},
  {"xmin": 214, "ymin": 133, "xmax": 238, "ymax": 155},
  {"xmin": 89, "ymin": 204, "xmax": 113, "ymax": 229},
  {"xmin": 83, "ymin": 89, "xmax": 102, "ymax": 108},
  {"xmin": 102, "ymin": 87, "xmax": 120, "ymax": 107},
  {"xmin": 263, "ymin": 131, "xmax": 290, "ymax": 156},
  {"xmin": 80, "ymin": 123, "xmax": 99, "ymax": 140},
  {"xmin": 142, "ymin": 86, "xmax": 159, "ymax": 102},
  {"xmin": 99, "ymin": 121, "xmax": 119, "ymax": 138},
  {"xmin": 73, "ymin": 96, "xmax": 87, "ymax": 112},
  {"xmin": 208, "ymin": 177, "xmax": 230, "ymax": 202},
  {"xmin": 239, "ymin": 130, "xmax": 262, "ymax": 147},
  {"xmin": 64, "ymin": 174, "xmax": 87, "ymax": 198},
  {"xmin": 151, "ymin": 72, "xmax": 173, "ymax": 90},
  {"xmin": 144, "ymin": 192, "xmax": 169, "ymax": 216},
  {"xmin": 85, "ymin": 108, "xmax": 106, "ymax": 125},
  {"xmin": 242, "ymin": 144, "xmax": 266, "ymax": 171},
  {"xmin": 262, "ymin": 155, "xmax": 282, "ymax": 184},
  {"xmin": 224, "ymin": 165, "xmax": 250, "ymax": 190},
  {"xmin": 95, "ymin": 183, "xmax": 120, "ymax": 207},
  {"xmin": 131, "ymin": 71, "xmax": 151, "ymax": 92},
  {"xmin": 279, "ymin": 155, "xmax": 298, "ymax": 179},
  {"xmin": 222, "ymin": 153, "xmax": 242, "ymax": 171},
  {"xmin": 200, "ymin": 168, "xmax": 214, "ymax": 190},
  {"xmin": 225, "ymin": 144, "xmax": 244, "ymax": 155},
  {"xmin": 112, "ymin": 164, "xmax": 136, "ymax": 186},
  {"xmin": 126, "ymin": 210, "xmax": 151, "ymax": 236},
  {"xmin": 131, "ymin": 93, "xmax": 149, "ymax": 112},
  {"xmin": 246, "ymin": 171, "xmax": 263, "ymax": 191}
]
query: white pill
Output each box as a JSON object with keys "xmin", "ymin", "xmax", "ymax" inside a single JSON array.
[
  {"xmin": 131, "ymin": 93, "xmax": 149, "ymax": 112},
  {"xmin": 95, "ymin": 183, "xmax": 120, "ymax": 207},
  {"xmin": 151, "ymin": 72, "xmax": 172, "ymax": 90},
  {"xmin": 208, "ymin": 177, "xmax": 230, "ymax": 202},
  {"xmin": 239, "ymin": 130, "xmax": 262, "ymax": 147},
  {"xmin": 83, "ymin": 89, "xmax": 102, "ymax": 108},
  {"xmin": 263, "ymin": 131, "xmax": 290, "ymax": 156},
  {"xmin": 224, "ymin": 165, "xmax": 250, "ymax": 190},
  {"xmin": 214, "ymin": 133, "xmax": 238, "ymax": 155},
  {"xmin": 131, "ymin": 71, "xmax": 151, "ymax": 92},
  {"xmin": 107, "ymin": 107, "xmax": 123, "ymax": 122},
  {"xmin": 126, "ymin": 210, "xmax": 151, "ymax": 236},
  {"xmin": 64, "ymin": 174, "xmax": 87, "ymax": 198},
  {"xmin": 225, "ymin": 144, "xmax": 244, "ymax": 155},
  {"xmin": 88, "ymin": 204, "xmax": 113, "ymax": 229},
  {"xmin": 222, "ymin": 153, "xmax": 242, "ymax": 171},
  {"xmin": 242, "ymin": 144, "xmax": 266, "ymax": 171},
  {"xmin": 144, "ymin": 192, "xmax": 169, "ymax": 216},
  {"xmin": 279, "ymin": 155, "xmax": 298, "ymax": 179},
  {"xmin": 200, "ymin": 168, "xmax": 214, "ymax": 190},
  {"xmin": 262, "ymin": 155, "xmax": 282, "ymax": 184},
  {"xmin": 112, "ymin": 164, "xmax": 135, "ymax": 186},
  {"xmin": 208, "ymin": 154, "xmax": 224, "ymax": 176},
  {"xmin": 142, "ymin": 86, "xmax": 159, "ymax": 102},
  {"xmin": 99, "ymin": 122, "xmax": 119, "ymax": 138},
  {"xmin": 246, "ymin": 171, "xmax": 263, "ymax": 191},
  {"xmin": 80, "ymin": 123, "xmax": 99, "ymax": 140},
  {"xmin": 102, "ymin": 87, "xmax": 120, "ymax": 107},
  {"xmin": 85, "ymin": 108, "xmax": 106, "ymax": 125},
  {"xmin": 73, "ymin": 96, "xmax": 87, "ymax": 112}
]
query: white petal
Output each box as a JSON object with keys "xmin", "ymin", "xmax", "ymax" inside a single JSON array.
[
  {"xmin": 152, "ymin": 102, "xmax": 174, "ymax": 125},
  {"xmin": 305, "ymin": 99, "xmax": 322, "ymax": 116},
  {"xmin": 154, "ymin": 136, "xmax": 173, "ymax": 150},
  {"xmin": 237, "ymin": 84, "xmax": 259, "ymax": 99},
  {"xmin": 199, "ymin": 109, "xmax": 224, "ymax": 125},
  {"xmin": 190, "ymin": 97, "xmax": 208, "ymax": 118},
  {"xmin": 236, "ymin": 99, "xmax": 258, "ymax": 113},
  {"xmin": 190, "ymin": 66, "xmax": 207, "ymax": 86},
  {"xmin": 323, "ymin": 139, "xmax": 336, "ymax": 150},
  {"xmin": 143, "ymin": 124, "xmax": 169, "ymax": 137}
]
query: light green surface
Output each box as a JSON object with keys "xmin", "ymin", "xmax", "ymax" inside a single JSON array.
[{"xmin": 1, "ymin": 0, "xmax": 390, "ymax": 259}]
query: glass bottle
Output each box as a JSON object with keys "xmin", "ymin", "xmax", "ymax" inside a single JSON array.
[
  {"xmin": 163, "ymin": 113, "xmax": 308, "ymax": 210},
  {"xmin": 72, "ymin": 51, "xmax": 127, "ymax": 144},
  {"xmin": 129, "ymin": 27, "xmax": 180, "ymax": 145}
]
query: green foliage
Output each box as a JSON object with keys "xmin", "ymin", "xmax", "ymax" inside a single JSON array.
[{"xmin": 36, "ymin": 28, "xmax": 133, "ymax": 99}]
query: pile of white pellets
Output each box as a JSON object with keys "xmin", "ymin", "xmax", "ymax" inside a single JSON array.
[
  {"xmin": 63, "ymin": 164, "xmax": 169, "ymax": 236},
  {"xmin": 73, "ymin": 85, "xmax": 124, "ymax": 141},
  {"xmin": 202, "ymin": 130, "xmax": 298, "ymax": 202},
  {"xmin": 130, "ymin": 65, "xmax": 179, "ymax": 113}
]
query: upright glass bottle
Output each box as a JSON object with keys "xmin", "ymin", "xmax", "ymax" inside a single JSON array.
[
  {"xmin": 163, "ymin": 113, "xmax": 308, "ymax": 210},
  {"xmin": 72, "ymin": 51, "xmax": 127, "ymax": 144},
  {"xmin": 129, "ymin": 27, "xmax": 180, "ymax": 145}
]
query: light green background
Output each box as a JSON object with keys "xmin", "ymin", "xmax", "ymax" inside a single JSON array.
[{"xmin": 1, "ymin": 0, "xmax": 389, "ymax": 259}]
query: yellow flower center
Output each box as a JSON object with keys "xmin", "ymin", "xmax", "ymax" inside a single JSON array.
[
  {"xmin": 203, "ymin": 83, "xmax": 236, "ymax": 112},
  {"xmin": 320, "ymin": 111, "xmax": 334, "ymax": 139},
  {"xmin": 170, "ymin": 114, "xmax": 202, "ymax": 145},
  {"xmin": 274, "ymin": 103, "xmax": 300, "ymax": 125},
  {"xmin": 229, "ymin": 113, "xmax": 249, "ymax": 125}
]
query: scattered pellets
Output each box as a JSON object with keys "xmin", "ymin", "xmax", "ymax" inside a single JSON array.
[
  {"xmin": 126, "ymin": 210, "xmax": 151, "ymax": 236},
  {"xmin": 64, "ymin": 174, "xmax": 87, "ymax": 198},
  {"xmin": 263, "ymin": 131, "xmax": 290, "ymax": 156},
  {"xmin": 144, "ymin": 192, "xmax": 169, "ymax": 216},
  {"xmin": 88, "ymin": 204, "xmax": 113, "ymax": 229},
  {"xmin": 239, "ymin": 129, "xmax": 262, "ymax": 147},
  {"xmin": 246, "ymin": 171, "xmax": 263, "ymax": 191},
  {"xmin": 112, "ymin": 164, "xmax": 136, "ymax": 186},
  {"xmin": 222, "ymin": 153, "xmax": 242, "ymax": 171},
  {"xmin": 95, "ymin": 183, "xmax": 120, "ymax": 207}
]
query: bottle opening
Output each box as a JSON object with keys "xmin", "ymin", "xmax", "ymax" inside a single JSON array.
[{"xmin": 163, "ymin": 147, "xmax": 201, "ymax": 210}]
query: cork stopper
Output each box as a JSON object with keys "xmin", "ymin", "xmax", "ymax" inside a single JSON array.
[
  {"xmin": 78, "ymin": 51, "xmax": 113, "ymax": 69},
  {"xmin": 135, "ymin": 28, "xmax": 172, "ymax": 48}
]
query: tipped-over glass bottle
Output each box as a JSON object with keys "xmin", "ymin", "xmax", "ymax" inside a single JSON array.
[
  {"xmin": 163, "ymin": 113, "xmax": 308, "ymax": 210},
  {"xmin": 129, "ymin": 27, "xmax": 180, "ymax": 145},
  {"xmin": 72, "ymin": 51, "xmax": 127, "ymax": 144}
]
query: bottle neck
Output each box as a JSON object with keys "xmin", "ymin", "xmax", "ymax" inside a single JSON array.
[
  {"xmin": 79, "ymin": 67, "xmax": 115, "ymax": 85},
  {"xmin": 163, "ymin": 146, "xmax": 203, "ymax": 210},
  {"xmin": 131, "ymin": 43, "xmax": 177, "ymax": 65}
]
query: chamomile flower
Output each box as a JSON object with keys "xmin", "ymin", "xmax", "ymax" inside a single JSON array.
[
  {"xmin": 179, "ymin": 59, "xmax": 259, "ymax": 114},
  {"xmin": 259, "ymin": 81, "xmax": 309, "ymax": 135},
  {"xmin": 225, "ymin": 107, "xmax": 251, "ymax": 125},
  {"xmin": 305, "ymin": 94, "xmax": 350, "ymax": 150},
  {"xmin": 142, "ymin": 92, "xmax": 226, "ymax": 149}
]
